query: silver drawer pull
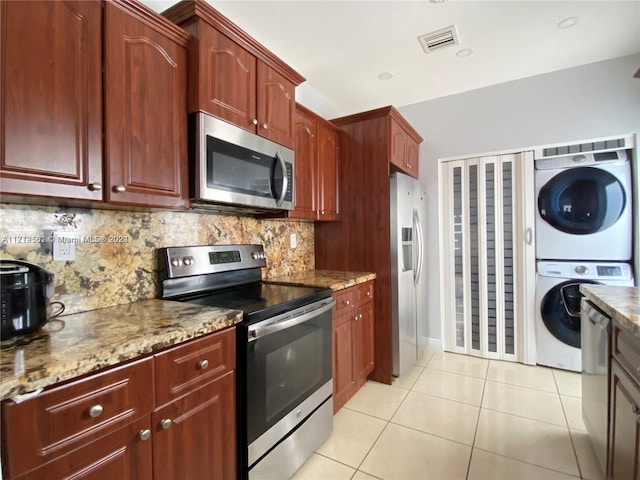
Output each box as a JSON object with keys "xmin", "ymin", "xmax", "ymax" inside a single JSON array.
[
  {"xmin": 160, "ymin": 418, "xmax": 172, "ymax": 430},
  {"xmin": 344, "ymin": 300, "xmax": 350, "ymax": 306},
  {"xmin": 198, "ymin": 359, "xmax": 209, "ymax": 370},
  {"xmin": 113, "ymin": 185, "xmax": 126, "ymax": 193},
  {"xmin": 89, "ymin": 404, "xmax": 104, "ymax": 418},
  {"xmin": 88, "ymin": 182, "xmax": 102, "ymax": 191},
  {"xmin": 139, "ymin": 429, "xmax": 152, "ymax": 441},
  {"xmin": 366, "ymin": 291, "xmax": 371, "ymax": 297},
  {"xmin": 261, "ymin": 123, "xmax": 268, "ymax": 130}
]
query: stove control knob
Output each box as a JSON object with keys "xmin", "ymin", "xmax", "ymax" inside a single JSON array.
[
  {"xmin": 170, "ymin": 257, "xmax": 182, "ymax": 267},
  {"xmin": 575, "ymin": 265, "xmax": 589, "ymax": 275},
  {"xmin": 183, "ymin": 256, "xmax": 194, "ymax": 266}
]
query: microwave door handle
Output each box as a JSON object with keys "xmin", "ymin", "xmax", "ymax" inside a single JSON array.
[{"xmin": 274, "ymin": 152, "xmax": 288, "ymax": 207}]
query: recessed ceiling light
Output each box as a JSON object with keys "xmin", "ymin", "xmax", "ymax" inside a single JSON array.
[
  {"xmin": 456, "ymin": 48, "xmax": 473, "ymax": 58},
  {"xmin": 378, "ymin": 72, "xmax": 394, "ymax": 80},
  {"xmin": 557, "ymin": 17, "xmax": 579, "ymax": 29}
]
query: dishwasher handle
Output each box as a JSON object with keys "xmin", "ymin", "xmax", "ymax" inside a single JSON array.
[{"xmin": 581, "ymin": 299, "xmax": 611, "ymax": 331}]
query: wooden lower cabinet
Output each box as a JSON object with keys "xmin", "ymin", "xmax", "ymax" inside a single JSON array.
[
  {"xmin": 152, "ymin": 371, "xmax": 236, "ymax": 480},
  {"xmin": 1, "ymin": 328, "xmax": 236, "ymax": 480},
  {"xmin": 15, "ymin": 417, "xmax": 153, "ymax": 480},
  {"xmin": 608, "ymin": 359, "xmax": 640, "ymax": 479},
  {"xmin": 332, "ymin": 281, "xmax": 375, "ymax": 413},
  {"xmin": 609, "ymin": 319, "xmax": 640, "ymax": 480}
]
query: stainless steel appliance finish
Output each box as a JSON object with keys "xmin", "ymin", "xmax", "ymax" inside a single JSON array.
[
  {"xmin": 0, "ymin": 260, "xmax": 55, "ymax": 338},
  {"xmin": 158, "ymin": 244, "xmax": 334, "ymax": 480},
  {"xmin": 581, "ymin": 298, "xmax": 611, "ymax": 476},
  {"xmin": 190, "ymin": 112, "xmax": 294, "ymax": 212},
  {"xmin": 390, "ymin": 172, "xmax": 426, "ymax": 377}
]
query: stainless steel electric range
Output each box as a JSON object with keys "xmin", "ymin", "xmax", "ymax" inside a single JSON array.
[{"xmin": 158, "ymin": 244, "xmax": 334, "ymax": 480}]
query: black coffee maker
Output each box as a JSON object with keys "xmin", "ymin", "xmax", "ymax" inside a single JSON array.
[{"xmin": 1, "ymin": 260, "xmax": 55, "ymax": 338}]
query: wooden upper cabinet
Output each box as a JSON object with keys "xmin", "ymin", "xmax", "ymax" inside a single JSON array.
[
  {"xmin": 161, "ymin": 0, "xmax": 304, "ymax": 149},
  {"xmin": 290, "ymin": 110, "xmax": 317, "ymax": 220},
  {"xmin": 104, "ymin": 0, "xmax": 189, "ymax": 209},
  {"xmin": 196, "ymin": 26, "xmax": 256, "ymax": 129},
  {"xmin": 289, "ymin": 104, "xmax": 340, "ymax": 221},
  {"xmin": 0, "ymin": 0, "xmax": 103, "ymax": 201},
  {"xmin": 316, "ymin": 122, "xmax": 340, "ymax": 220},
  {"xmin": 390, "ymin": 117, "xmax": 420, "ymax": 178},
  {"xmin": 257, "ymin": 62, "xmax": 296, "ymax": 148}
]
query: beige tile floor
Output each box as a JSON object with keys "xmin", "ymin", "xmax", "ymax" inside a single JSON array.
[{"xmin": 291, "ymin": 350, "xmax": 605, "ymax": 480}]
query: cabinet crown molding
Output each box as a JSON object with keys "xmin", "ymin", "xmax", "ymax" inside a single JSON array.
[
  {"xmin": 161, "ymin": 0, "xmax": 305, "ymax": 85},
  {"xmin": 331, "ymin": 105, "xmax": 423, "ymax": 144},
  {"xmin": 108, "ymin": 0, "xmax": 191, "ymax": 45}
]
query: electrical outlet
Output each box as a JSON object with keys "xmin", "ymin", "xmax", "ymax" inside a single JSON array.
[
  {"xmin": 52, "ymin": 232, "xmax": 76, "ymax": 261},
  {"xmin": 290, "ymin": 233, "xmax": 297, "ymax": 249}
]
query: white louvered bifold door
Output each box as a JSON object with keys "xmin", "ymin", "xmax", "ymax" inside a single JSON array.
[{"xmin": 440, "ymin": 152, "xmax": 535, "ymax": 363}]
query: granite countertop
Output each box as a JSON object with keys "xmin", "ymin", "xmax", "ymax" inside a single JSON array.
[
  {"xmin": 0, "ymin": 299, "xmax": 242, "ymax": 401},
  {"xmin": 580, "ymin": 285, "xmax": 640, "ymax": 336},
  {"xmin": 266, "ymin": 270, "xmax": 376, "ymax": 291}
]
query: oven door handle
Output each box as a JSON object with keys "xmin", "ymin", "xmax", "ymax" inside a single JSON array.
[{"xmin": 248, "ymin": 299, "xmax": 336, "ymax": 342}]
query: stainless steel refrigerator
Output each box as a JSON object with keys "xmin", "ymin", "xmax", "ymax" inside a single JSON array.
[{"xmin": 390, "ymin": 172, "xmax": 427, "ymax": 377}]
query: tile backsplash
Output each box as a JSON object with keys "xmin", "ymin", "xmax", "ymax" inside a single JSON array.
[{"xmin": 0, "ymin": 204, "xmax": 314, "ymax": 314}]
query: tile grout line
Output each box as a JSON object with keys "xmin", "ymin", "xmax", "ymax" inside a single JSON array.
[
  {"xmin": 465, "ymin": 358, "xmax": 491, "ymax": 480},
  {"xmin": 553, "ymin": 369, "xmax": 586, "ymax": 480}
]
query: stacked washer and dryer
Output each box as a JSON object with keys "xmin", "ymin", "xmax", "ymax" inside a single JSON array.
[{"xmin": 534, "ymin": 136, "xmax": 635, "ymax": 372}]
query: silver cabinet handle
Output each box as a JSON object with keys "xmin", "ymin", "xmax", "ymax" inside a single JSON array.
[
  {"xmin": 139, "ymin": 429, "xmax": 152, "ymax": 441},
  {"xmin": 160, "ymin": 418, "xmax": 172, "ymax": 430},
  {"xmin": 261, "ymin": 123, "xmax": 268, "ymax": 130},
  {"xmin": 198, "ymin": 359, "xmax": 209, "ymax": 370},
  {"xmin": 251, "ymin": 118, "xmax": 258, "ymax": 126},
  {"xmin": 344, "ymin": 300, "xmax": 350, "ymax": 306},
  {"xmin": 113, "ymin": 185, "xmax": 126, "ymax": 193},
  {"xmin": 89, "ymin": 404, "xmax": 103, "ymax": 418},
  {"xmin": 366, "ymin": 291, "xmax": 371, "ymax": 297},
  {"xmin": 525, "ymin": 227, "xmax": 533, "ymax": 246},
  {"xmin": 88, "ymin": 182, "xmax": 102, "ymax": 191}
]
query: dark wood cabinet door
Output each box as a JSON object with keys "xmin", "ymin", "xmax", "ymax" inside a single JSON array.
[
  {"xmin": 333, "ymin": 312, "xmax": 355, "ymax": 413},
  {"xmin": 0, "ymin": 0, "xmax": 102, "ymax": 201},
  {"xmin": 389, "ymin": 119, "xmax": 407, "ymax": 171},
  {"xmin": 198, "ymin": 26, "xmax": 256, "ymax": 131},
  {"xmin": 257, "ymin": 61, "xmax": 295, "ymax": 149},
  {"xmin": 15, "ymin": 417, "xmax": 153, "ymax": 480},
  {"xmin": 103, "ymin": 1, "xmax": 188, "ymax": 209},
  {"xmin": 1, "ymin": 358, "xmax": 153, "ymax": 479},
  {"xmin": 609, "ymin": 359, "xmax": 640, "ymax": 480},
  {"xmin": 407, "ymin": 136, "xmax": 420, "ymax": 178},
  {"xmin": 316, "ymin": 123, "xmax": 340, "ymax": 221},
  {"xmin": 355, "ymin": 302, "xmax": 375, "ymax": 387},
  {"xmin": 290, "ymin": 109, "xmax": 317, "ymax": 220},
  {"xmin": 152, "ymin": 372, "xmax": 237, "ymax": 480}
]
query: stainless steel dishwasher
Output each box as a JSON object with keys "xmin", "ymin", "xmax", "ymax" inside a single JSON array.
[{"xmin": 581, "ymin": 298, "xmax": 612, "ymax": 476}]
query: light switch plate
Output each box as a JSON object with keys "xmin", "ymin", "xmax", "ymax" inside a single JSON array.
[{"xmin": 290, "ymin": 233, "xmax": 297, "ymax": 249}]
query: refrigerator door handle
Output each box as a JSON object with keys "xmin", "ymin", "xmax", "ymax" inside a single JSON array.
[{"xmin": 413, "ymin": 208, "xmax": 424, "ymax": 286}]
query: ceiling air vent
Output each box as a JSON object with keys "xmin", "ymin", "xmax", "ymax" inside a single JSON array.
[{"xmin": 418, "ymin": 25, "xmax": 459, "ymax": 54}]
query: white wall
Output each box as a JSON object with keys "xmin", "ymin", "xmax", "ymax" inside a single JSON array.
[{"xmin": 398, "ymin": 54, "xmax": 640, "ymax": 343}]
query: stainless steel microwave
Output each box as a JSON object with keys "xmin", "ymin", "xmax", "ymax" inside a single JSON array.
[{"xmin": 190, "ymin": 112, "xmax": 294, "ymax": 212}]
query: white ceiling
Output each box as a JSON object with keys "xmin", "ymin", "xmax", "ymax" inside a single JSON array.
[{"xmin": 142, "ymin": 0, "xmax": 640, "ymax": 117}]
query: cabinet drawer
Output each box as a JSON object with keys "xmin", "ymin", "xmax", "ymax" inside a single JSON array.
[
  {"xmin": 612, "ymin": 321, "xmax": 640, "ymax": 384},
  {"xmin": 154, "ymin": 328, "xmax": 235, "ymax": 407},
  {"xmin": 357, "ymin": 281, "xmax": 374, "ymax": 305},
  {"xmin": 333, "ymin": 288, "xmax": 356, "ymax": 316},
  {"xmin": 1, "ymin": 357, "xmax": 153, "ymax": 479}
]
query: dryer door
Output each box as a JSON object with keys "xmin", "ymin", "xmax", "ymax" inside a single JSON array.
[
  {"xmin": 540, "ymin": 279, "xmax": 600, "ymax": 348},
  {"xmin": 538, "ymin": 167, "xmax": 626, "ymax": 235}
]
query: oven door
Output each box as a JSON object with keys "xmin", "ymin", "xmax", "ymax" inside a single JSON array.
[{"xmin": 241, "ymin": 297, "xmax": 334, "ymax": 469}]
